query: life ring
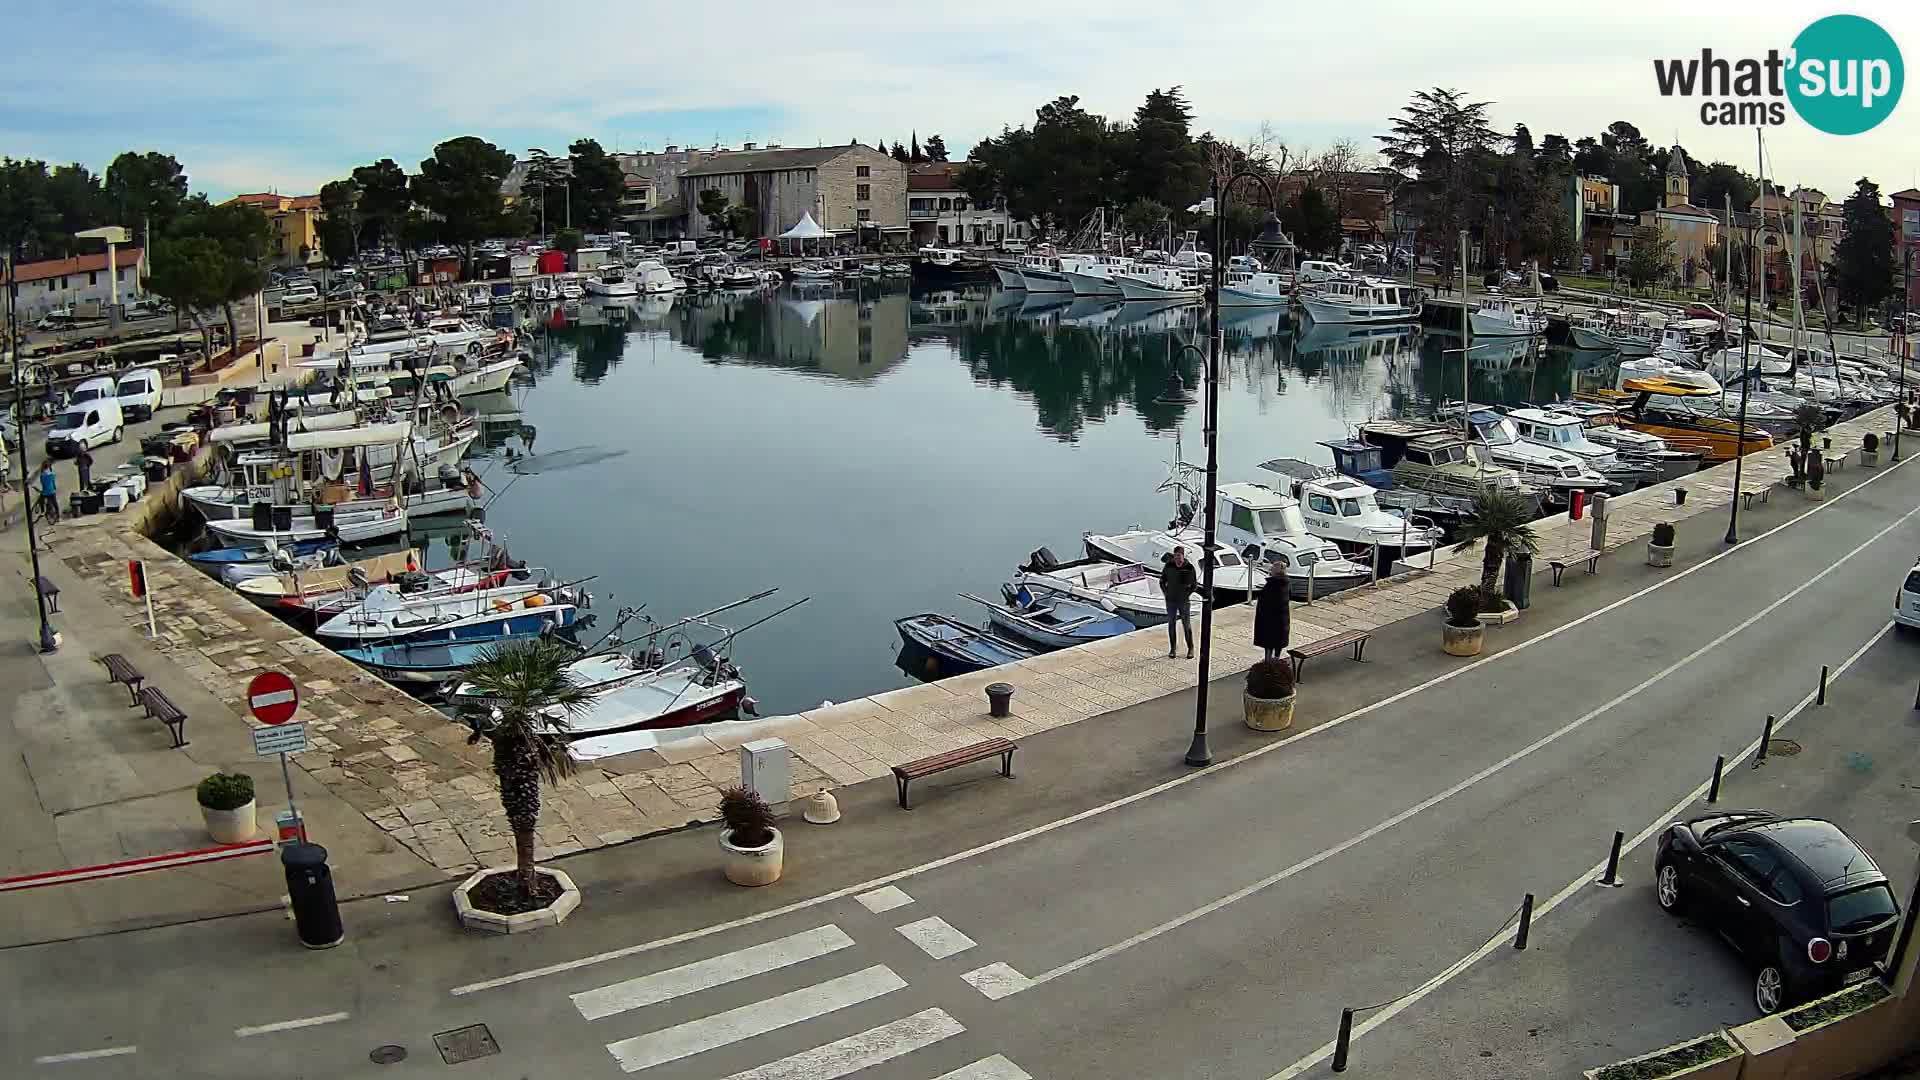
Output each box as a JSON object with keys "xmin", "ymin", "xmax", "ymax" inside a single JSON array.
[
  {"xmin": 439, "ymin": 403, "xmax": 460, "ymax": 426},
  {"xmin": 320, "ymin": 449, "xmax": 346, "ymax": 482}
]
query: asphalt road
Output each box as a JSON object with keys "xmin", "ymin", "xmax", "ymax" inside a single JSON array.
[{"xmin": 4, "ymin": 456, "xmax": 1919, "ymax": 1079}]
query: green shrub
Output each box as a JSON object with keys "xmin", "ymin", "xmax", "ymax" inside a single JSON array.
[
  {"xmin": 720, "ymin": 786, "xmax": 776, "ymax": 848},
  {"xmin": 1246, "ymin": 658, "xmax": 1295, "ymax": 699},
  {"xmin": 1592, "ymin": 1033, "xmax": 1736, "ymax": 1080},
  {"xmin": 1783, "ymin": 979, "xmax": 1889, "ymax": 1031},
  {"xmin": 1446, "ymin": 587, "xmax": 1483, "ymax": 628},
  {"xmin": 196, "ymin": 772, "xmax": 255, "ymax": 811},
  {"xmin": 1652, "ymin": 522, "xmax": 1675, "ymax": 546},
  {"xmin": 1863, "ymin": 432, "xmax": 1878, "ymax": 452}
]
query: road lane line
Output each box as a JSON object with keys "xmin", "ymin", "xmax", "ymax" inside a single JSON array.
[
  {"xmin": 1265, "ymin": 619, "xmax": 1896, "ymax": 1079},
  {"xmin": 604, "ymin": 964, "xmax": 906, "ymax": 1073},
  {"xmin": 961, "ymin": 962, "xmax": 1033, "ymax": 1000},
  {"xmin": 573, "ymin": 925, "xmax": 854, "ymax": 1021},
  {"xmin": 1023, "ymin": 504, "xmax": 1920, "ymax": 990},
  {"xmin": 936, "ymin": 1055, "xmax": 1036, "ymax": 1079},
  {"xmin": 34, "ymin": 1046, "xmax": 136, "ymax": 1064},
  {"xmin": 896, "ymin": 916, "xmax": 977, "ymax": 960},
  {"xmin": 449, "ymin": 456, "xmax": 1914, "ymax": 998},
  {"xmin": 854, "ymin": 885, "xmax": 914, "ymax": 913},
  {"xmin": 717, "ymin": 1007, "xmax": 963, "ymax": 1080},
  {"xmin": 233, "ymin": 1011, "xmax": 350, "ymax": 1037}
]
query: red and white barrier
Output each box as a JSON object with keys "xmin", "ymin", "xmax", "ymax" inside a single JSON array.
[{"xmin": 0, "ymin": 839, "xmax": 277, "ymax": 892}]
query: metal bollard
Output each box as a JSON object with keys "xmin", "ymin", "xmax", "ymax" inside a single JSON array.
[
  {"xmin": 1307, "ymin": 560, "xmax": 1317, "ymax": 605},
  {"xmin": 1598, "ymin": 830, "xmax": 1625, "ymax": 887},
  {"xmin": 1755, "ymin": 714, "xmax": 1776, "ymax": 767},
  {"xmin": 1819, "ymin": 665, "xmax": 1830, "ymax": 706},
  {"xmin": 1514, "ymin": 893, "xmax": 1535, "ymax": 951},
  {"xmin": 1331, "ymin": 1008, "xmax": 1355, "ymax": 1072},
  {"xmin": 1707, "ymin": 755, "xmax": 1725, "ymax": 803}
]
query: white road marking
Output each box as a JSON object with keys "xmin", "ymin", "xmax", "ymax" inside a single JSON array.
[
  {"xmin": 1264, "ymin": 619, "xmax": 1896, "ymax": 1079},
  {"xmin": 233, "ymin": 1011, "xmax": 350, "ymax": 1037},
  {"xmin": 34, "ymin": 1046, "xmax": 137, "ymax": 1064},
  {"xmin": 573, "ymin": 925, "xmax": 855, "ymax": 1021},
  {"xmin": 717, "ymin": 1007, "xmax": 963, "ymax": 1080},
  {"xmin": 605, "ymin": 964, "xmax": 906, "ymax": 1073},
  {"xmin": 1018, "ymin": 497, "xmax": 1920, "ymax": 993},
  {"xmin": 960, "ymin": 962, "xmax": 1033, "ymax": 1000},
  {"xmin": 854, "ymin": 885, "xmax": 914, "ymax": 914},
  {"xmin": 448, "ymin": 457, "xmax": 1912, "ymax": 998},
  {"xmin": 896, "ymin": 916, "xmax": 977, "ymax": 960},
  {"xmin": 936, "ymin": 1055, "xmax": 1036, "ymax": 1080}
]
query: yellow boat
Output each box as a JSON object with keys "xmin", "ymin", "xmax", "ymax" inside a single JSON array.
[{"xmin": 1577, "ymin": 378, "xmax": 1774, "ymax": 463}]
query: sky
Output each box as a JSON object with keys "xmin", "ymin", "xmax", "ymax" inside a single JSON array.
[{"xmin": 3, "ymin": 1, "xmax": 1917, "ymax": 201}]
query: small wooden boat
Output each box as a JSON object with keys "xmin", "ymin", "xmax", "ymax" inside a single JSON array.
[
  {"xmin": 895, "ymin": 613, "xmax": 1035, "ymax": 676},
  {"xmin": 190, "ymin": 536, "xmax": 335, "ymax": 567},
  {"xmin": 315, "ymin": 581, "xmax": 577, "ymax": 643},
  {"xmin": 205, "ymin": 505, "xmax": 410, "ymax": 546},
  {"xmin": 337, "ymin": 632, "xmax": 557, "ymax": 684},
  {"xmin": 969, "ymin": 591, "xmax": 1136, "ymax": 652}
]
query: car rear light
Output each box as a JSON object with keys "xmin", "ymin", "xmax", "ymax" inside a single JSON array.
[{"xmin": 1808, "ymin": 937, "xmax": 1833, "ymax": 964}]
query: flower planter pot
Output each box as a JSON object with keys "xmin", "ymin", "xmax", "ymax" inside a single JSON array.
[
  {"xmin": 1807, "ymin": 485, "xmax": 1826, "ymax": 501},
  {"xmin": 1442, "ymin": 622, "xmax": 1484, "ymax": 657},
  {"xmin": 1476, "ymin": 602, "xmax": 1518, "ymax": 626},
  {"xmin": 1647, "ymin": 542, "xmax": 1674, "ymax": 568},
  {"xmin": 1582, "ymin": 1030, "xmax": 1741, "ymax": 1080},
  {"xmin": 1861, "ymin": 450, "xmax": 1879, "ymax": 468},
  {"xmin": 452, "ymin": 866, "xmax": 581, "ymax": 934},
  {"xmin": 201, "ymin": 799, "xmax": 257, "ymax": 844},
  {"xmin": 721, "ymin": 826, "xmax": 784, "ymax": 886},
  {"xmin": 1244, "ymin": 691, "xmax": 1296, "ymax": 732}
]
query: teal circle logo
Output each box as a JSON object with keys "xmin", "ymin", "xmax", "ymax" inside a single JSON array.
[{"xmin": 1788, "ymin": 14, "xmax": 1903, "ymax": 135}]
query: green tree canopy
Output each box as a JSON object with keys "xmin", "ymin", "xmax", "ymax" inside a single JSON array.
[
  {"xmin": 1377, "ymin": 87, "xmax": 1503, "ymax": 273},
  {"xmin": 1833, "ymin": 177, "xmax": 1894, "ymax": 324},
  {"xmin": 104, "ymin": 151, "xmax": 188, "ymax": 246},
  {"xmin": 1623, "ymin": 224, "xmax": 1674, "ymax": 288},
  {"xmin": 316, "ymin": 179, "xmax": 360, "ymax": 264},
  {"xmin": 568, "ymin": 138, "xmax": 626, "ymax": 232},
  {"xmin": 411, "ymin": 136, "xmax": 519, "ymax": 260},
  {"xmin": 697, "ymin": 188, "xmax": 731, "ymax": 233},
  {"xmin": 923, "ymin": 134, "xmax": 949, "ymax": 163},
  {"xmin": 1282, "ymin": 185, "xmax": 1341, "ymax": 256},
  {"xmin": 1691, "ymin": 161, "xmax": 1761, "ymax": 215},
  {"xmin": 350, "ymin": 158, "xmax": 410, "ymax": 250},
  {"xmin": 552, "ymin": 227, "xmax": 583, "ymax": 255}
]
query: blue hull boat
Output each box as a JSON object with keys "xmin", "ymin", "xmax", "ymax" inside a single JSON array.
[
  {"xmin": 373, "ymin": 607, "xmax": 578, "ymax": 647},
  {"xmin": 190, "ymin": 537, "xmax": 336, "ymax": 566},
  {"xmin": 971, "ymin": 588, "xmax": 1136, "ymax": 651},
  {"xmin": 894, "ymin": 613, "xmax": 1034, "ymax": 678},
  {"xmin": 337, "ymin": 631, "xmax": 559, "ymax": 684}
]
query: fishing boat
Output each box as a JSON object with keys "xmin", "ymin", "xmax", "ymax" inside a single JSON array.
[
  {"xmin": 895, "ymin": 613, "xmax": 1036, "ymax": 676},
  {"xmin": 912, "ymin": 246, "xmax": 993, "ymax": 283},
  {"xmin": 1355, "ymin": 420, "xmax": 1538, "ymax": 508},
  {"xmin": 216, "ymin": 545, "xmax": 343, "ymax": 586},
  {"xmin": 314, "ymin": 580, "xmax": 580, "ymax": 643},
  {"xmin": 1016, "ymin": 251, "xmax": 1073, "ymax": 293},
  {"xmin": 337, "ymin": 632, "xmax": 560, "ymax": 685},
  {"xmin": 1113, "ymin": 264, "xmax": 1204, "ymax": 301},
  {"xmin": 205, "ymin": 503, "xmax": 410, "ymax": 546},
  {"xmin": 229, "ymin": 549, "xmax": 422, "ymax": 605},
  {"xmin": 1568, "ymin": 309, "xmax": 1660, "ymax": 355},
  {"xmin": 1468, "ymin": 294, "xmax": 1546, "ymax": 337},
  {"xmin": 1452, "ymin": 407, "xmax": 1611, "ymax": 498},
  {"xmin": 1254, "ymin": 458, "xmax": 1445, "ymax": 562},
  {"xmin": 555, "ymin": 658, "xmax": 751, "ymax": 739},
  {"xmin": 1059, "ymin": 254, "xmax": 1135, "ymax": 297},
  {"xmin": 1011, "ymin": 548, "xmax": 1170, "ymax": 628},
  {"xmin": 185, "ymin": 447, "xmax": 475, "ymax": 522},
  {"xmin": 1082, "ymin": 528, "xmax": 1265, "ymax": 601},
  {"xmin": 967, "ymin": 590, "xmax": 1135, "ymax": 651},
  {"xmin": 1298, "ymin": 277, "xmax": 1421, "ymax": 324},
  {"xmin": 990, "ymin": 262, "xmax": 1027, "ymax": 289},
  {"xmin": 585, "ymin": 266, "xmax": 638, "ymax": 298},
  {"xmin": 189, "ymin": 535, "xmax": 335, "ymax": 569},
  {"xmin": 1549, "ymin": 401, "xmax": 1706, "ymax": 482},
  {"xmin": 1215, "ymin": 482, "xmax": 1371, "ymax": 597}
]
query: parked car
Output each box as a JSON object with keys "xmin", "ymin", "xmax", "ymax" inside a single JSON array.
[
  {"xmin": 1655, "ymin": 810, "xmax": 1901, "ymax": 1013},
  {"xmin": 1895, "ymin": 558, "xmax": 1920, "ymax": 630},
  {"xmin": 281, "ymin": 283, "xmax": 320, "ymax": 305},
  {"xmin": 1685, "ymin": 302, "xmax": 1728, "ymax": 321},
  {"xmin": 999, "ymin": 238, "xmax": 1028, "ymax": 254}
]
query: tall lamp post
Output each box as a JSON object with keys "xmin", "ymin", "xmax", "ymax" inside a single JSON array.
[
  {"xmin": 1898, "ymin": 247, "xmax": 1911, "ymax": 464},
  {"xmin": 1184, "ymin": 169, "xmax": 1281, "ymax": 768},
  {"xmin": 6, "ymin": 250, "xmax": 60, "ymax": 652},
  {"xmin": 1725, "ymin": 224, "xmax": 1757, "ymax": 545}
]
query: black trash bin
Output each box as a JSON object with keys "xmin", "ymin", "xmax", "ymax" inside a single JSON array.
[
  {"xmin": 251, "ymin": 501, "xmax": 272, "ymax": 531},
  {"xmin": 313, "ymin": 505, "xmax": 336, "ymax": 533},
  {"xmin": 1504, "ymin": 551, "xmax": 1534, "ymax": 611},
  {"xmin": 281, "ymin": 842, "xmax": 344, "ymax": 949},
  {"xmin": 271, "ymin": 505, "xmax": 295, "ymax": 532}
]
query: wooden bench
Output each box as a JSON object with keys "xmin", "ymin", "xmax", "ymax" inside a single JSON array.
[
  {"xmin": 893, "ymin": 738, "xmax": 1015, "ymax": 809},
  {"xmin": 1287, "ymin": 629, "xmax": 1372, "ymax": 679},
  {"xmin": 1740, "ymin": 485, "xmax": 1772, "ymax": 510},
  {"xmin": 137, "ymin": 686, "xmax": 189, "ymax": 748},
  {"xmin": 1549, "ymin": 550, "xmax": 1602, "ymax": 586},
  {"xmin": 1822, "ymin": 452, "xmax": 1847, "ymax": 474},
  {"xmin": 99, "ymin": 653, "xmax": 146, "ymax": 705}
]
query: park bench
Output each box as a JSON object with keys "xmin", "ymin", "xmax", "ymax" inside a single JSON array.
[
  {"xmin": 1740, "ymin": 485, "xmax": 1772, "ymax": 510},
  {"xmin": 1287, "ymin": 629, "xmax": 1372, "ymax": 680},
  {"xmin": 1549, "ymin": 550, "xmax": 1602, "ymax": 586},
  {"xmin": 1821, "ymin": 451, "xmax": 1847, "ymax": 474},
  {"xmin": 137, "ymin": 686, "xmax": 189, "ymax": 748},
  {"xmin": 893, "ymin": 738, "xmax": 1016, "ymax": 809},
  {"xmin": 99, "ymin": 653, "xmax": 146, "ymax": 705}
]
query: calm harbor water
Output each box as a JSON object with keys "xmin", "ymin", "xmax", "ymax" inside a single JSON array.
[{"xmin": 452, "ymin": 285, "xmax": 1595, "ymax": 715}]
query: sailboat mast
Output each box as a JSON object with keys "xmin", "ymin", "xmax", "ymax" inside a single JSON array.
[{"xmin": 1459, "ymin": 230, "xmax": 1470, "ymax": 440}]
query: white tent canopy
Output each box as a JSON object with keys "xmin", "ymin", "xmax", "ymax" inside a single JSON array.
[{"xmin": 778, "ymin": 212, "xmax": 832, "ymax": 240}]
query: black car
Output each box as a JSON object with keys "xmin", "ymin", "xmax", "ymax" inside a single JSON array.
[{"xmin": 1655, "ymin": 811, "xmax": 1901, "ymax": 1013}]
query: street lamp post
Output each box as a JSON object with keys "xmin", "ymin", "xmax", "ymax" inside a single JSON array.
[
  {"xmin": 1186, "ymin": 169, "xmax": 1281, "ymax": 768},
  {"xmin": 1725, "ymin": 228, "xmax": 1756, "ymax": 545},
  {"xmin": 6, "ymin": 250, "xmax": 60, "ymax": 652},
  {"xmin": 1898, "ymin": 248, "xmax": 1911, "ymax": 464}
]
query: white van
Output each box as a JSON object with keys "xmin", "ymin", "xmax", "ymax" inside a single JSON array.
[
  {"xmin": 46, "ymin": 397, "xmax": 123, "ymax": 456},
  {"xmin": 67, "ymin": 376, "xmax": 119, "ymax": 410},
  {"xmin": 116, "ymin": 368, "xmax": 163, "ymax": 421}
]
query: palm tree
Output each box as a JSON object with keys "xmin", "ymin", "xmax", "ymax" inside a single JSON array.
[
  {"xmin": 1453, "ymin": 488, "xmax": 1540, "ymax": 601},
  {"xmin": 455, "ymin": 639, "xmax": 592, "ymax": 894}
]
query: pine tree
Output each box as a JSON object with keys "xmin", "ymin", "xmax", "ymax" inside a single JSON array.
[
  {"xmin": 1833, "ymin": 177, "xmax": 1894, "ymax": 326},
  {"xmin": 910, "ymin": 132, "xmax": 925, "ymax": 163},
  {"xmin": 891, "ymin": 142, "xmax": 910, "ymax": 163}
]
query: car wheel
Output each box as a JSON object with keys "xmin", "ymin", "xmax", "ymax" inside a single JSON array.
[
  {"xmin": 1655, "ymin": 860, "xmax": 1685, "ymax": 913},
  {"xmin": 111, "ymin": 426, "xmax": 123, "ymax": 445},
  {"xmin": 1754, "ymin": 962, "xmax": 1788, "ymax": 1014}
]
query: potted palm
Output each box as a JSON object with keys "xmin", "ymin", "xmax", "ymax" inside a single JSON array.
[
  {"xmin": 197, "ymin": 772, "xmax": 257, "ymax": 843},
  {"xmin": 1647, "ymin": 521, "xmax": 1676, "ymax": 567},
  {"xmin": 1861, "ymin": 432, "xmax": 1879, "ymax": 468},
  {"xmin": 1452, "ymin": 488, "xmax": 1539, "ymax": 622},
  {"xmin": 450, "ymin": 639, "xmax": 592, "ymax": 932},
  {"xmin": 1243, "ymin": 658, "xmax": 1296, "ymax": 732},
  {"xmin": 1443, "ymin": 586, "xmax": 1485, "ymax": 656},
  {"xmin": 719, "ymin": 786, "xmax": 783, "ymax": 886}
]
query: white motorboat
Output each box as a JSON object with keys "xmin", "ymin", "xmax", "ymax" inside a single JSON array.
[
  {"xmin": 1215, "ymin": 482, "xmax": 1371, "ymax": 597},
  {"xmin": 1616, "ymin": 356, "xmax": 1723, "ymax": 395},
  {"xmin": 558, "ymin": 279, "xmax": 585, "ymax": 301},
  {"xmin": 1011, "ymin": 548, "xmax": 1170, "ymax": 628},
  {"xmin": 206, "ymin": 503, "xmax": 410, "ymax": 546},
  {"xmin": 1220, "ymin": 265, "xmax": 1294, "ymax": 307},
  {"xmin": 1017, "ymin": 252, "xmax": 1073, "ymax": 293},
  {"xmin": 1058, "ymin": 254, "xmax": 1134, "ymax": 297},
  {"xmin": 1468, "ymin": 294, "xmax": 1546, "ymax": 337},
  {"xmin": 1113, "ymin": 264, "xmax": 1204, "ymax": 301},
  {"xmin": 787, "ymin": 263, "xmax": 836, "ymax": 281},
  {"xmin": 1552, "ymin": 401, "xmax": 1708, "ymax": 482},
  {"xmin": 450, "ymin": 355, "xmax": 523, "ymax": 398},
  {"xmin": 1455, "ymin": 407, "xmax": 1610, "ymax": 495},
  {"xmin": 586, "ymin": 266, "xmax": 638, "ymax": 298},
  {"xmin": 186, "ymin": 460, "xmax": 474, "ymax": 522},
  {"xmin": 1082, "ymin": 527, "xmax": 1265, "ymax": 600},
  {"xmin": 1298, "ymin": 277, "xmax": 1422, "ymax": 324},
  {"xmin": 229, "ymin": 548, "xmax": 421, "ymax": 604},
  {"xmin": 1502, "ymin": 407, "xmax": 1649, "ymax": 490},
  {"xmin": 562, "ymin": 664, "xmax": 751, "ymax": 757},
  {"xmin": 315, "ymin": 580, "xmax": 566, "ymax": 642},
  {"xmin": 1254, "ymin": 458, "xmax": 1444, "ymax": 559},
  {"xmin": 631, "ymin": 259, "xmax": 684, "ymax": 294},
  {"xmin": 991, "ymin": 262, "xmax": 1027, "ymax": 289}
]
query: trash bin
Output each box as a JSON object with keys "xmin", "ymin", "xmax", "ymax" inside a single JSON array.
[
  {"xmin": 145, "ymin": 458, "xmax": 170, "ymax": 483},
  {"xmin": 986, "ymin": 682, "xmax": 1015, "ymax": 719},
  {"xmin": 313, "ymin": 505, "xmax": 335, "ymax": 533},
  {"xmin": 1503, "ymin": 551, "xmax": 1533, "ymax": 611},
  {"xmin": 271, "ymin": 505, "xmax": 295, "ymax": 532},
  {"xmin": 251, "ymin": 501, "xmax": 272, "ymax": 531},
  {"xmin": 281, "ymin": 842, "xmax": 344, "ymax": 949}
]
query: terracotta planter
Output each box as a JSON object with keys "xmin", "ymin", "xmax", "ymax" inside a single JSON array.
[
  {"xmin": 1807, "ymin": 485, "xmax": 1826, "ymax": 501},
  {"xmin": 1860, "ymin": 450, "xmax": 1879, "ymax": 468},
  {"xmin": 1647, "ymin": 542, "xmax": 1674, "ymax": 568},
  {"xmin": 1244, "ymin": 691, "xmax": 1296, "ymax": 732},
  {"xmin": 201, "ymin": 799, "xmax": 257, "ymax": 844},
  {"xmin": 721, "ymin": 826, "xmax": 784, "ymax": 886},
  {"xmin": 1442, "ymin": 622, "xmax": 1483, "ymax": 657}
]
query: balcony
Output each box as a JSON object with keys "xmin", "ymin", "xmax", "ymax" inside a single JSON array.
[{"xmin": 908, "ymin": 208, "xmax": 938, "ymax": 220}]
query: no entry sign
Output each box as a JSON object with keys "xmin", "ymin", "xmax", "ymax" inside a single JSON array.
[{"xmin": 247, "ymin": 671, "xmax": 300, "ymax": 725}]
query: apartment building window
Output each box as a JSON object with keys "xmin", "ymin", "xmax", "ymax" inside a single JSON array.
[
  {"xmin": 88, "ymin": 271, "xmax": 98, "ymax": 286},
  {"xmin": 938, "ymin": 198, "xmax": 951, "ymax": 211},
  {"xmin": 857, "ymin": 209, "xmax": 872, "ymax": 222},
  {"xmin": 856, "ymin": 184, "xmax": 870, "ymax": 202},
  {"xmin": 856, "ymin": 165, "xmax": 870, "ymax": 178}
]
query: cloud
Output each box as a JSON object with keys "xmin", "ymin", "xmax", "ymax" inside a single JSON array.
[{"xmin": 1, "ymin": 0, "xmax": 1914, "ymax": 199}]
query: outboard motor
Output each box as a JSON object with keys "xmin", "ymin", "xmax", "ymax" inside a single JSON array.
[
  {"xmin": 348, "ymin": 567, "xmax": 370, "ymax": 591},
  {"xmin": 393, "ymin": 571, "xmax": 433, "ymax": 593},
  {"xmin": 1023, "ymin": 546, "xmax": 1059, "ymax": 573}
]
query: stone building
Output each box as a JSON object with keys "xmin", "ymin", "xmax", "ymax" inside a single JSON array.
[
  {"xmin": 907, "ymin": 163, "xmax": 1026, "ymax": 247},
  {"xmin": 1635, "ymin": 148, "xmax": 1719, "ymax": 284},
  {"xmin": 678, "ymin": 143, "xmax": 906, "ymax": 243}
]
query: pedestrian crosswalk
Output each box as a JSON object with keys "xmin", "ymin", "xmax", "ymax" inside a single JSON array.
[{"xmin": 569, "ymin": 914, "xmax": 1035, "ymax": 1078}]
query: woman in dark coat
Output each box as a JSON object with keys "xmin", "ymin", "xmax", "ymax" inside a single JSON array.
[{"xmin": 1253, "ymin": 567, "xmax": 1291, "ymax": 661}]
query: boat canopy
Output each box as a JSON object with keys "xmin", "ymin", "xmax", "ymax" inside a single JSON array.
[
  {"xmin": 778, "ymin": 212, "xmax": 832, "ymax": 240},
  {"xmin": 209, "ymin": 410, "xmax": 362, "ymax": 444},
  {"xmin": 286, "ymin": 420, "xmax": 414, "ymax": 451}
]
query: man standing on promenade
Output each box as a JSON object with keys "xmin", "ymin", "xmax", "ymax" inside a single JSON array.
[{"xmin": 1160, "ymin": 545, "xmax": 1197, "ymax": 659}]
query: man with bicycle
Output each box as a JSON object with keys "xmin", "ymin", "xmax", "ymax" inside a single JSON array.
[{"xmin": 35, "ymin": 460, "xmax": 59, "ymax": 524}]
